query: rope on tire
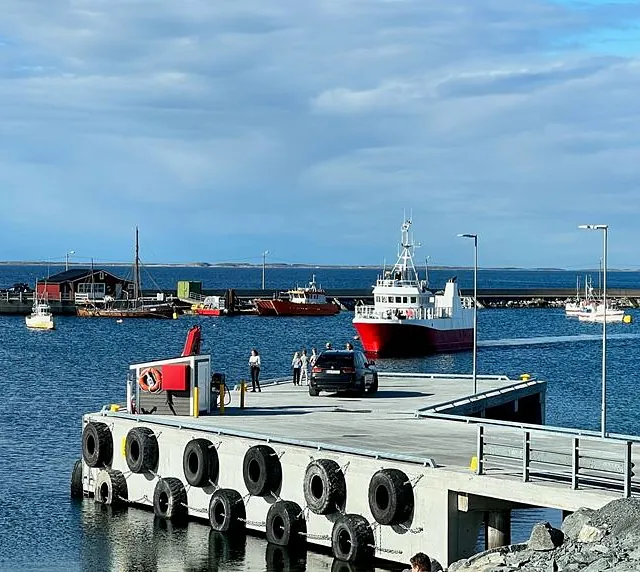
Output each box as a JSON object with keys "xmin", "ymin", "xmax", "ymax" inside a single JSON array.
[
  {"xmin": 208, "ymin": 479, "xmax": 219, "ymax": 490},
  {"xmin": 235, "ymin": 517, "xmax": 265, "ymax": 527},
  {"xmin": 397, "ymin": 523, "xmax": 424, "ymax": 534},
  {"xmin": 180, "ymin": 502, "xmax": 208, "ymax": 514},
  {"xmin": 340, "ymin": 461, "xmax": 351, "ymax": 474},
  {"xmin": 117, "ymin": 493, "xmax": 150, "ymax": 505},
  {"xmin": 299, "ymin": 532, "xmax": 331, "ymax": 540},
  {"xmin": 270, "ymin": 490, "xmax": 282, "ymax": 502},
  {"xmin": 405, "ymin": 473, "xmax": 424, "ymax": 488}
]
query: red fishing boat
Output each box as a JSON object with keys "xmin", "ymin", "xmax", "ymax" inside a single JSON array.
[
  {"xmin": 254, "ymin": 276, "xmax": 340, "ymax": 316},
  {"xmin": 353, "ymin": 219, "xmax": 474, "ymax": 357}
]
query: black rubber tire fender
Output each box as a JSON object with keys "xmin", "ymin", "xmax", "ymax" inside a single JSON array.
[
  {"xmin": 183, "ymin": 438, "xmax": 219, "ymax": 487},
  {"xmin": 70, "ymin": 459, "xmax": 84, "ymax": 498},
  {"xmin": 153, "ymin": 477, "xmax": 187, "ymax": 521},
  {"xmin": 331, "ymin": 513, "xmax": 374, "ymax": 563},
  {"xmin": 367, "ymin": 468, "xmax": 413, "ymax": 525},
  {"xmin": 208, "ymin": 488, "xmax": 246, "ymax": 532},
  {"xmin": 125, "ymin": 426, "xmax": 159, "ymax": 474},
  {"xmin": 242, "ymin": 445, "xmax": 282, "ymax": 496},
  {"xmin": 303, "ymin": 459, "xmax": 346, "ymax": 515},
  {"xmin": 82, "ymin": 421, "xmax": 113, "ymax": 468},
  {"xmin": 265, "ymin": 500, "xmax": 306, "ymax": 546},
  {"xmin": 94, "ymin": 469, "xmax": 128, "ymax": 506}
]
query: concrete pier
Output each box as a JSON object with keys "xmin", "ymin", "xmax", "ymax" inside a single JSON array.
[{"xmin": 75, "ymin": 365, "xmax": 640, "ymax": 567}]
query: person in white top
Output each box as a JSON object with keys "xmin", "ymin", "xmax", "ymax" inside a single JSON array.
[
  {"xmin": 299, "ymin": 349, "xmax": 309, "ymax": 385},
  {"xmin": 249, "ymin": 349, "xmax": 261, "ymax": 392},
  {"xmin": 309, "ymin": 347, "xmax": 318, "ymax": 368},
  {"xmin": 291, "ymin": 352, "xmax": 302, "ymax": 386}
]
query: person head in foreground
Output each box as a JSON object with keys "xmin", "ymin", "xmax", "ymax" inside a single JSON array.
[{"xmin": 410, "ymin": 552, "xmax": 431, "ymax": 572}]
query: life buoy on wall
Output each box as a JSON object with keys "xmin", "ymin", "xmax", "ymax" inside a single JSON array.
[{"xmin": 138, "ymin": 367, "xmax": 162, "ymax": 392}]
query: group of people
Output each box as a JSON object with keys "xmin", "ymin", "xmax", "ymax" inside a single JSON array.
[{"xmin": 249, "ymin": 341, "xmax": 358, "ymax": 391}]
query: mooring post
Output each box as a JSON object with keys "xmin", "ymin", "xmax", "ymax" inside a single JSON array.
[
  {"xmin": 240, "ymin": 381, "xmax": 246, "ymax": 409},
  {"xmin": 485, "ymin": 510, "xmax": 511, "ymax": 550},
  {"xmin": 219, "ymin": 383, "xmax": 225, "ymax": 415}
]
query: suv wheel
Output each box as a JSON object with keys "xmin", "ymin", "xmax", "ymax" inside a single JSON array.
[
  {"xmin": 353, "ymin": 378, "xmax": 365, "ymax": 397},
  {"xmin": 366, "ymin": 376, "xmax": 378, "ymax": 395},
  {"xmin": 309, "ymin": 386, "xmax": 319, "ymax": 397}
]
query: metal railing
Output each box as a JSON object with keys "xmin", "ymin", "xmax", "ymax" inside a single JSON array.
[
  {"xmin": 0, "ymin": 292, "xmax": 73, "ymax": 302},
  {"xmin": 475, "ymin": 422, "xmax": 637, "ymax": 497},
  {"xmin": 354, "ymin": 305, "xmax": 454, "ymax": 320}
]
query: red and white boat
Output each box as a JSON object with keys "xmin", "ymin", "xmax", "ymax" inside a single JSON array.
[
  {"xmin": 194, "ymin": 296, "xmax": 226, "ymax": 316},
  {"xmin": 353, "ymin": 219, "xmax": 474, "ymax": 357},
  {"xmin": 254, "ymin": 276, "xmax": 340, "ymax": 316}
]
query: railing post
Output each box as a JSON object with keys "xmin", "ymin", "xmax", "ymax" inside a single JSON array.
[
  {"xmin": 523, "ymin": 430, "xmax": 530, "ymax": 483},
  {"xmin": 624, "ymin": 441, "xmax": 632, "ymax": 498},
  {"xmin": 571, "ymin": 437, "xmax": 579, "ymax": 490},
  {"xmin": 477, "ymin": 425, "xmax": 484, "ymax": 475}
]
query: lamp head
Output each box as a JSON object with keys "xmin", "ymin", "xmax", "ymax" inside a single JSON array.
[
  {"xmin": 578, "ymin": 224, "xmax": 608, "ymax": 230},
  {"xmin": 457, "ymin": 233, "xmax": 477, "ymax": 239}
]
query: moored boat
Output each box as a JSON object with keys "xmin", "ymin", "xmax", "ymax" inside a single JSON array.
[
  {"xmin": 254, "ymin": 276, "xmax": 340, "ymax": 316},
  {"xmin": 352, "ymin": 219, "xmax": 473, "ymax": 357},
  {"xmin": 577, "ymin": 303, "xmax": 628, "ymax": 323},
  {"xmin": 25, "ymin": 294, "xmax": 55, "ymax": 330},
  {"xmin": 194, "ymin": 296, "xmax": 226, "ymax": 316}
]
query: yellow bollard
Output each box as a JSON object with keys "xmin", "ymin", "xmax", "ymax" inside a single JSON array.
[
  {"xmin": 469, "ymin": 456, "xmax": 478, "ymax": 472},
  {"xmin": 240, "ymin": 381, "xmax": 246, "ymax": 409},
  {"xmin": 219, "ymin": 383, "xmax": 225, "ymax": 415},
  {"xmin": 193, "ymin": 387, "xmax": 199, "ymax": 418}
]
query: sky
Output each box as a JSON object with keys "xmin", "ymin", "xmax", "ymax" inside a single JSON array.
[{"xmin": 1, "ymin": 0, "xmax": 640, "ymax": 268}]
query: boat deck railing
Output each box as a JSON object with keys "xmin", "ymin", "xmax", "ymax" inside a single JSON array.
[{"xmin": 354, "ymin": 304, "xmax": 453, "ymax": 321}]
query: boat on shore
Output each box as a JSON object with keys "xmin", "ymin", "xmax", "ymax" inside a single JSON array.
[
  {"xmin": 254, "ymin": 276, "xmax": 340, "ymax": 316},
  {"xmin": 76, "ymin": 228, "xmax": 175, "ymax": 319},
  {"xmin": 25, "ymin": 293, "xmax": 55, "ymax": 330},
  {"xmin": 352, "ymin": 219, "xmax": 474, "ymax": 357}
]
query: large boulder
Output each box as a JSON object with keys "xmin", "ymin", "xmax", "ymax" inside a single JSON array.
[
  {"xmin": 561, "ymin": 508, "xmax": 595, "ymax": 540},
  {"xmin": 528, "ymin": 522, "xmax": 564, "ymax": 551}
]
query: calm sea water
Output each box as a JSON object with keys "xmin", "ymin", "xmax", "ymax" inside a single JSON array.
[{"xmin": 1, "ymin": 266, "xmax": 640, "ymax": 572}]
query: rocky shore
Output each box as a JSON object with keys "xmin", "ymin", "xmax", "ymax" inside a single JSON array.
[{"xmin": 447, "ymin": 498, "xmax": 640, "ymax": 572}]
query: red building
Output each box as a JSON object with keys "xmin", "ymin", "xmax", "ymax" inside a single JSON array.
[{"xmin": 36, "ymin": 269, "xmax": 133, "ymax": 303}]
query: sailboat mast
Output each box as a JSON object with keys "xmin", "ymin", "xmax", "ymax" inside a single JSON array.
[{"xmin": 134, "ymin": 227, "xmax": 140, "ymax": 300}]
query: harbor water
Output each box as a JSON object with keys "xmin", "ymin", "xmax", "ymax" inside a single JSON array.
[{"xmin": 1, "ymin": 266, "xmax": 640, "ymax": 572}]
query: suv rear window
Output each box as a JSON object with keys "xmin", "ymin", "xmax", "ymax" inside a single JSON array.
[{"xmin": 316, "ymin": 353, "xmax": 353, "ymax": 368}]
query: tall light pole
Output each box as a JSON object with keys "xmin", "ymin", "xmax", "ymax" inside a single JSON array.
[
  {"xmin": 458, "ymin": 233, "xmax": 478, "ymax": 394},
  {"xmin": 65, "ymin": 250, "xmax": 75, "ymax": 271},
  {"xmin": 262, "ymin": 250, "xmax": 269, "ymax": 290},
  {"xmin": 578, "ymin": 224, "xmax": 608, "ymax": 437}
]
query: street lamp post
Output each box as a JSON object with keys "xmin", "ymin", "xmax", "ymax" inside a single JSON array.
[
  {"xmin": 262, "ymin": 250, "xmax": 269, "ymax": 290},
  {"xmin": 65, "ymin": 250, "xmax": 75, "ymax": 271},
  {"xmin": 458, "ymin": 233, "xmax": 478, "ymax": 394},
  {"xmin": 578, "ymin": 224, "xmax": 608, "ymax": 438}
]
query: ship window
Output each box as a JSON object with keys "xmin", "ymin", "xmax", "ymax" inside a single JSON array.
[
  {"xmin": 402, "ymin": 297, "xmax": 407, "ymax": 303},
  {"xmin": 375, "ymin": 296, "xmax": 380, "ymax": 302},
  {"xmin": 395, "ymin": 297, "xmax": 401, "ymax": 303},
  {"xmin": 411, "ymin": 297, "xmax": 416, "ymax": 303}
]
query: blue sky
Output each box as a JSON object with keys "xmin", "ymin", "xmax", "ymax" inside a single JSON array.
[{"xmin": 1, "ymin": 1, "xmax": 640, "ymax": 268}]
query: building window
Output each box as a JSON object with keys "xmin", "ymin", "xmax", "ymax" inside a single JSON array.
[
  {"xmin": 396, "ymin": 297, "xmax": 401, "ymax": 303},
  {"xmin": 411, "ymin": 297, "xmax": 416, "ymax": 303},
  {"xmin": 402, "ymin": 297, "xmax": 407, "ymax": 303}
]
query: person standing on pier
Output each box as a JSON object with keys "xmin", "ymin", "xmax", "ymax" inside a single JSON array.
[
  {"xmin": 309, "ymin": 347, "xmax": 318, "ymax": 368},
  {"xmin": 249, "ymin": 349, "xmax": 261, "ymax": 392},
  {"xmin": 291, "ymin": 351, "xmax": 302, "ymax": 386},
  {"xmin": 300, "ymin": 349, "xmax": 309, "ymax": 385}
]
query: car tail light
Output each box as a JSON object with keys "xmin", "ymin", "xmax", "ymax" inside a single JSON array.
[
  {"xmin": 312, "ymin": 367, "xmax": 322, "ymax": 373},
  {"xmin": 341, "ymin": 367, "xmax": 355, "ymax": 374}
]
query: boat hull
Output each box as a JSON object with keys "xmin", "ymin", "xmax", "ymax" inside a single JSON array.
[
  {"xmin": 255, "ymin": 299, "xmax": 339, "ymax": 316},
  {"xmin": 25, "ymin": 316, "xmax": 55, "ymax": 330},
  {"xmin": 353, "ymin": 320, "xmax": 473, "ymax": 357},
  {"xmin": 195, "ymin": 308, "xmax": 224, "ymax": 316},
  {"xmin": 76, "ymin": 305, "xmax": 174, "ymax": 319}
]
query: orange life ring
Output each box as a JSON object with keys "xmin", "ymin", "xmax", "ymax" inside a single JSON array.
[{"xmin": 138, "ymin": 367, "xmax": 162, "ymax": 392}]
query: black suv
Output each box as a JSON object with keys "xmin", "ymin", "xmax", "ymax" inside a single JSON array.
[
  {"xmin": 309, "ymin": 350, "xmax": 378, "ymax": 397},
  {"xmin": 1, "ymin": 282, "xmax": 32, "ymax": 294}
]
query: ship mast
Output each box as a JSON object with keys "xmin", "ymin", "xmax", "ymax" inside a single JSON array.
[
  {"xmin": 391, "ymin": 219, "xmax": 420, "ymax": 282},
  {"xmin": 133, "ymin": 226, "xmax": 140, "ymax": 300}
]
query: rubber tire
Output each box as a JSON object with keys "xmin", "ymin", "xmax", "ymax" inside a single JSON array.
[
  {"xmin": 208, "ymin": 488, "xmax": 246, "ymax": 532},
  {"xmin": 366, "ymin": 376, "xmax": 378, "ymax": 395},
  {"xmin": 242, "ymin": 445, "xmax": 282, "ymax": 497},
  {"xmin": 331, "ymin": 514, "xmax": 374, "ymax": 563},
  {"xmin": 309, "ymin": 386, "xmax": 319, "ymax": 397},
  {"xmin": 368, "ymin": 468, "xmax": 413, "ymax": 525},
  {"xmin": 82, "ymin": 422, "xmax": 113, "ymax": 468},
  {"xmin": 153, "ymin": 477, "xmax": 187, "ymax": 521},
  {"xmin": 125, "ymin": 426, "xmax": 159, "ymax": 474},
  {"xmin": 353, "ymin": 378, "xmax": 365, "ymax": 397},
  {"xmin": 303, "ymin": 459, "xmax": 346, "ymax": 515},
  {"xmin": 70, "ymin": 459, "xmax": 84, "ymax": 498},
  {"xmin": 94, "ymin": 469, "xmax": 128, "ymax": 506},
  {"xmin": 183, "ymin": 438, "xmax": 219, "ymax": 487},
  {"xmin": 265, "ymin": 500, "xmax": 306, "ymax": 546}
]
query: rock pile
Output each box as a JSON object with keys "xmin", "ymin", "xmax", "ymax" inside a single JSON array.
[{"xmin": 448, "ymin": 498, "xmax": 640, "ymax": 572}]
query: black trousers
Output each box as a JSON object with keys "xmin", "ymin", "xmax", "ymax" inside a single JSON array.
[
  {"xmin": 293, "ymin": 367, "xmax": 301, "ymax": 385},
  {"xmin": 251, "ymin": 366, "xmax": 261, "ymax": 391}
]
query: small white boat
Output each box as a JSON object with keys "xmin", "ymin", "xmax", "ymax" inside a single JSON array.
[
  {"xmin": 566, "ymin": 275, "xmax": 597, "ymax": 316},
  {"xmin": 25, "ymin": 296, "xmax": 55, "ymax": 330},
  {"xmin": 577, "ymin": 303, "xmax": 626, "ymax": 324}
]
